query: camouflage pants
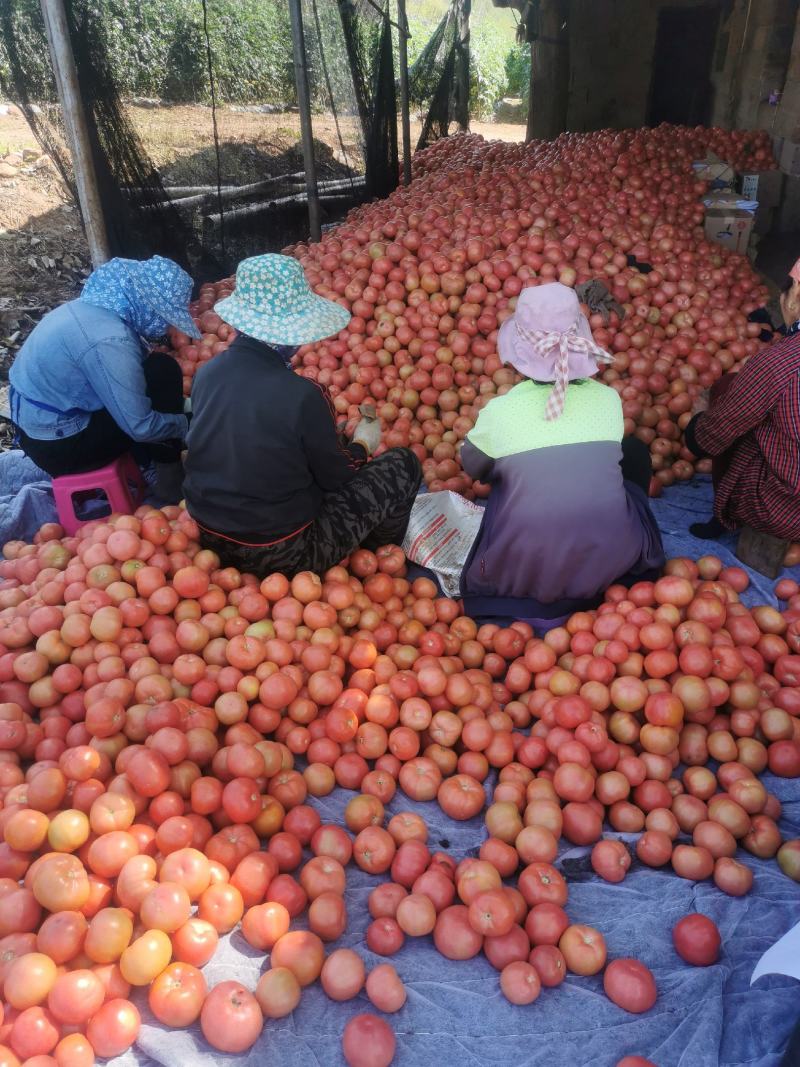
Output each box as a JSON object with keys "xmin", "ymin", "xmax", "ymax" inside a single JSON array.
[{"xmin": 199, "ymin": 448, "xmax": 422, "ymax": 579}]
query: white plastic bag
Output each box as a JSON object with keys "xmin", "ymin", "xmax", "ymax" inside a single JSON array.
[{"xmin": 402, "ymin": 491, "xmax": 484, "ymax": 597}]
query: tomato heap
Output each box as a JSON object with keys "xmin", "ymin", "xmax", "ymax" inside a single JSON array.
[
  {"xmin": 166, "ymin": 124, "xmax": 775, "ymax": 500},
  {"xmin": 0, "ymin": 511, "xmax": 798, "ymax": 1063}
]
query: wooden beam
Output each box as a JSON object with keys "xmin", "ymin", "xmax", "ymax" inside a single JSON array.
[
  {"xmin": 526, "ymin": 0, "xmax": 570, "ymax": 142},
  {"xmin": 454, "ymin": 0, "xmax": 472, "ymax": 132},
  {"xmin": 397, "ymin": 0, "xmax": 412, "ymax": 184},
  {"xmin": 288, "ymin": 0, "xmax": 321, "ymax": 243},
  {"xmin": 40, "ymin": 0, "xmax": 111, "ymax": 265}
]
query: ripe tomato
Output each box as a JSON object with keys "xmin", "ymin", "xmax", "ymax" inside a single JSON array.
[
  {"xmin": 603, "ymin": 958, "xmax": 657, "ymax": 1013},
  {"xmin": 468, "ymin": 889, "xmax": 516, "ymax": 938},
  {"xmin": 529, "ymin": 944, "xmax": 567, "ymax": 987},
  {"xmin": 31, "ymin": 855, "xmax": 90, "ymax": 912},
  {"xmin": 591, "ymin": 840, "xmax": 632, "ymax": 883},
  {"xmin": 342, "ymin": 1013, "xmax": 396, "ymax": 1067},
  {"xmin": 320, "ymin": 947, "xmax": 366, "ymax": 1001},
  {"xmin": 559, "ymin": 924, "xmax": 607, "ymax": 975},
  {"xmin": 365, "ymin": 963, "xmax": 406, "ymax": 1014},
  {"xmin": 672, "ymin": 913, "xmax": 721, "ymax": 966},
  {"xmin": 46, "ymin": 969, "xmax": 105, "ymax": 1025},
  {"xmin": 149, "ymin": 961, "xmax": 207, "ymax": 1026},
  {"xmin": 256, "ymin": 966, "xmax": 301, "ymax": 1019},
  {"xmin": 433, "ymin": 905, "xmax": 483, "ymax": 960},
  {"xmin": 4, "ymin": 952, "xmax": 57, "ymax": 1010},
  {"xmin": 200, "ymin": 981, "xmax": 263, "ymax": 1053},
  {"xmin": 85, "ymin": 907, "xmax": 133, "ymax": 963},
  {"xmin": 270, "ymin": 930, "xmax": 325, "ymax": 986},
  {"xmin": 170, "ymin": 917, "xmax": 219, "ymax": 967},
  {"xmin": 241, "ymin": 902, "xmax": 290, "ymax": 951},
  {"xmin": 500, "ymin": 960, "xmax": 541, "ymax": 1005},
  {"xmin": 85, "ymin": 998, "xmax": 140, "ymax": 1058}
]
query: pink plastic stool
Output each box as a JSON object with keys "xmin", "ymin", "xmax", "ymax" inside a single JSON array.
[{"xmin": 51, "ymin": 454, "xmax": 146, "ymax": 535}]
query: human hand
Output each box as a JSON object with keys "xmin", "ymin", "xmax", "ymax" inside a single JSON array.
[
  {"xmin": 692, "ymin": 389, "xmax": 711, "ymax": 416},
  {"xmin": 352, "ymin": 415, "xmax": 381, "ymax": 455},
  {"xmin": 780, "ymin": 283, "xmax": 800, "ymax": 328}
]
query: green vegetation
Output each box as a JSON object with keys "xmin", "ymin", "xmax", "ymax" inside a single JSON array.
[
  {"xmin": 0, "ymin": 0, "xmax": 525, "ymax": 119},
  {"xmin": 406, "ymin": 0, "xmax": 522, "ymax": 119}
]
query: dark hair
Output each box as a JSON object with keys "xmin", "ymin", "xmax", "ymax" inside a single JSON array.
[{"xmin": 781, "ymin": 275, "xmax": 794, "ymax": 294}]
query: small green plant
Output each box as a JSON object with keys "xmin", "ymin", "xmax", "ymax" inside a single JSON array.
[{"xmin": 505, "ymin": 44, "xmax": 530, "ymax": 99}]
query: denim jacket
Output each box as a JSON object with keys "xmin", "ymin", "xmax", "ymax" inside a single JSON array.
[{"xmin": 9, "ymin": 300, "xmax": 188, "ymax": 443}]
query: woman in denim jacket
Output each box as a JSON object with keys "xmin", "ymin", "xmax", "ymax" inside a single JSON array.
[{"xmin": 9, "ymin": 256, "xmax": 197, "ymax": 489}]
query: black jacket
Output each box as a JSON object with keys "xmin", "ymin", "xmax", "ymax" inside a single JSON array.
[{"xmin": 183, "ymin": 337, "xmax": 366, "ymax": 541}]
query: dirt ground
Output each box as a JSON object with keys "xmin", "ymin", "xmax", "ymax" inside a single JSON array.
[{"xmin": 0, "ymin": 101, "xmax": 526, "ymax": 445}]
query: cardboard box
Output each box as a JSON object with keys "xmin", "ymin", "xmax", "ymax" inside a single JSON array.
[
  {"xmin": 693, "ymin": 155, "xmax": 735, "ymax": 189},
  {"xmin": 740, "ymin": 173, "xmax": 759, "ymax": 199},
  {"xmin": 704, "ymin": 209, "xmax": 755, "ymax": 254},
  {"xmin": 738, "ymin": 169, "xmax": 783, "ymax": 208},
  {"xmin": 780, "ymin": 139, "xmax": 800, "ymax": 178},
  {"xmin": 703, "ymin": 192, "xmax": 758, "ymax": 212}
]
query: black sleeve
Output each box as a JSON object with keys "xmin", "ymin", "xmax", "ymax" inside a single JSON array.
[
  {"xmin": 683, "ymin": 414, "xmax": 708, "ymax": 458},
  {"xmin": 300, "ymin": 381, "xmax": 367, "ymax": 491},
  {"xmin": 460, "ymin": 439, "xmax": 494, "ymax": 482}
]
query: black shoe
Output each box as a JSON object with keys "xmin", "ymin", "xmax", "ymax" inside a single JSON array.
[{"xmin": 689, "ymin": 517, "xmax": 726, "ymax": 540}]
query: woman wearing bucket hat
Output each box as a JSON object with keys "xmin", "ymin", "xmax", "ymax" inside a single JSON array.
[
  {"xmin": 183, "ymin": 254, "xmax": 422, "ymax": 576},
  {"xmin": 10, "ymin": 255, "xmax": 195, "ymax": 492},
  {"xmin": 459, "ymin": 282, "xmax": 664, "ymax": 629},
  {"xmin": 685, "ymin": 261, "xmax": 800, "ymax": 547}
]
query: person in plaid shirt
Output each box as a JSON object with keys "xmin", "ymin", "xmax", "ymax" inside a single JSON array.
[{"xmin": 685, "ymin": 265, "xmax": 800, "ymax": 540}]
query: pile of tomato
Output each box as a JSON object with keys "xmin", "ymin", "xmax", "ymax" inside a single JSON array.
[
  {"xmin": 166, "ymin": 124, "xmax": 776, "ymax": 502},
  {"xmin": 0, "ymin": 502, "xmax": 797, "ymax": 1065}
]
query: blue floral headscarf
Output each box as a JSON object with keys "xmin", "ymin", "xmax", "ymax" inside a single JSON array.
[{"xmin": 80, "ymin": 256, "xmax": 201, "ymax": 340}]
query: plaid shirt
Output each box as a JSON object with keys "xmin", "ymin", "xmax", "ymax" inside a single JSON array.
[{"xmin": 686, "ymin": 323, "xmax": 800, "ymax": 539}]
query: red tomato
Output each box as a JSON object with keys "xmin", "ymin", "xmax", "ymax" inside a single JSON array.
[
  {"xmin": 85, "ymin": 998, "xmax": 140, "ymax": 1058},
  {"xmin": 342, "ymin": 1013, "xmax": 396, "ymax": 1067},
  {"xmin": 149, "ymin": 962, "xmax": 207, "ymax": 1027},
  {"xmin": 603, "ymin": 958, "xmax": 657, "ymax": 1013},
  {"xmin": 170, "ymin": 917, "xmax": 219, "ymax": 966},
  {"xmin": 672, "ymin": 913, "xmax": 721, "ymax": 966},
  {"xmin": 199, "ymin": 981, "xmax": 263, "ymax": 1053},
  {"xmin": 46, "ymin": 969, "xmax": 105, "ymax": 1024}
]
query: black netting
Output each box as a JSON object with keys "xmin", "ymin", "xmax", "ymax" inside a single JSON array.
[
  {"xmin": 0, "ymin": 0, "xmax": 472, "ymax": 279},
  {"xmin": 409, "ymin": 0, "xmax": 471, "ymax": 151},
  {"xmin": 365, "ymin": 5, "xmax": 399, "ymax": 200},
  {"xmin": 0, "ymin": 0, "xmax": 215, "ymax": 278}
]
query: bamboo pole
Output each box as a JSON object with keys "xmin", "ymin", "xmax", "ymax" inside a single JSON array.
[
  {"xmin": 288, "ymin": 0, "xmax": 321, "ymax": 243},
  {"xmin": 40, "ymin": 0, "xmax": 111, "ymax": 266},
  {"xmin": 397, "ymin": 0, "xmax": 412, "ymax": 185}
]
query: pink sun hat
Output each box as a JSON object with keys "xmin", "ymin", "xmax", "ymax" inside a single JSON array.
[{"xmin": 497, "ymin": 282, "xmax": 613, "ymax": 419}]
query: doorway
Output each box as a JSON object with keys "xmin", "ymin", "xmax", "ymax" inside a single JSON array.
[{"xmin": 648, "ymin": 6, "xmax": 720, "ymax": 126}]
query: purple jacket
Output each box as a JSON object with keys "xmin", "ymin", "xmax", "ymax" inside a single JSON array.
[{"xmin": 459, "ymin": 380, "xmax": 664, "ymax": 617}]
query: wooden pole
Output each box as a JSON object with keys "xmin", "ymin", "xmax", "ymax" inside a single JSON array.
[
  {"xmin": 40, "ymin": 0, "xmax": 111, "ymax": 266},
  {"xmin": 397, "ymin": 0, "xmax": 412, "ymax": 185},
  {"xmin": 455, "ymin": 0, "xmax": 472, "ymax": 132},
  {"xmin": 288, "ymin": 0, "xmax": 321, "ymax": 243},
  {"xmin": 526, "ymin": 0, "xmax": 570, "ymax": 142}
]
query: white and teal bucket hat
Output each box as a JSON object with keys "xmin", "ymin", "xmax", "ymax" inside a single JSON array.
[{"xmin": 214, "ymin": 254, "xmax": 351, "ymax": 345}]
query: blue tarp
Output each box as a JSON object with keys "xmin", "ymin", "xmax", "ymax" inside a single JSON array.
[
  {"xmin": 120, "ymin": 771, "xmax": 800, "ymax": 1067},
  {"xmin": 1, "ymin": 457, "xmax": 799, "ymax": 1066},
  {"xmin": 649, "ymin": 475, "xmax": 799, "ymax": 608}
]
